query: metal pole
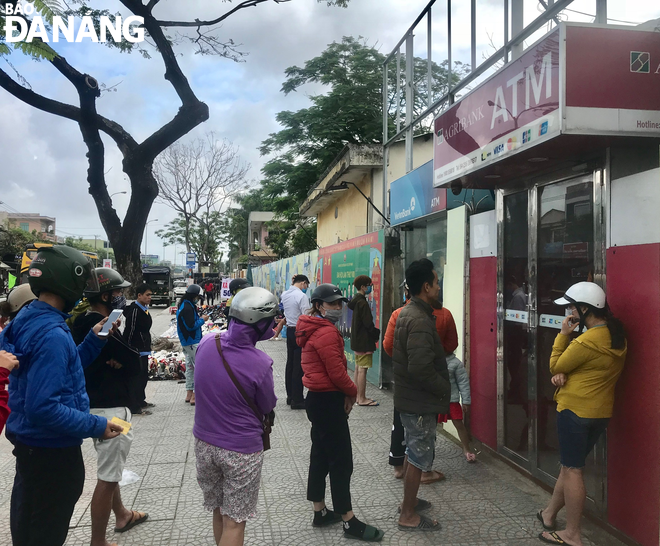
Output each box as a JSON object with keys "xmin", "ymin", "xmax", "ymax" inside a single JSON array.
[
  {"xmin": 396, "ymin": 48, "xmax": 401, "ymax": 132},
  {"xmin": 504, "ymin": 0, "xmax": 509, "ymax": 63},
  {"xmin": 595, "ymin": 0, "xmax": 607, "ymax": 24},
  {"xmin": 511, "ymin": 0, "xmax": 524, "ymax": 60},
  {"xmin": 448, "ymin": 0, "xmax": 453, "ymax": 103},
  {"xmin": 427, "ymin": 10, "xmax": 433, "ymax": 108},
  {"xmin": 382, "ymin": 62, "xmax": 389, "ymax": 225},
  {"xmin": 471, "ymin": 0, "xmax": 476, "ymax": 72},
  {"xmin": 405, "ymin": 32, "xmax": 414, "ymax": 173}
]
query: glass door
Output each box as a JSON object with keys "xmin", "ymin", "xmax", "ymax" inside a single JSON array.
[{"xmin": 499, "ymin": 173, "xmax": 606, "ymax": 513}]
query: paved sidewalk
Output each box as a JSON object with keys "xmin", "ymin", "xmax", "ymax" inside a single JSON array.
[{"xmin": 0, "ymin": 323, "xmax": 624, "ymax": 545}]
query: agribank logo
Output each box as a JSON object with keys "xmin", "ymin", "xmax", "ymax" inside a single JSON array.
[{"xmin": 2, "ymin": 2, "xmax": 145, "ymax": 44}]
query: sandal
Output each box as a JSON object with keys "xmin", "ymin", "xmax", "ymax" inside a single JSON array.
[
  {"xmin": 357, "ymin": 400, "xmax": 379, "ymax": 407},
  {"xmin": 344, "ymin": 523, "xmax": 385, "ymax": 542},
  {"xmin": 397, "ymin": 498, "xmax": 432, "ymax": 513},
  {"xmin": 420, "ymin": 470, "xmax": 445, "ymax": 484},
  {"xmin": 398, "ymin": 514, "xmax": 441, "ymax": 532},
  {"xmin": 538, "ymin": 531, "xmax": 578, "ymax": 546},
  {"xmin": 114, "ymin": 510, "xmax": 148, "ymax": 533},
  {"xmin": 537, "ymin": 510, "xmax": 557, "ymax": 531}
]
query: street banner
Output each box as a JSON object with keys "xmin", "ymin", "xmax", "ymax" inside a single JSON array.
[{"xmin": 103, "ymin": 259, "xmax": 112, "ymax": 269}]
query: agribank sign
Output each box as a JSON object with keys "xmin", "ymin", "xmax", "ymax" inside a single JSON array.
[
  {"xmin": 2, "ymin": 2, "xmax": 144, "ymax": 43},
  {"xmin": 433, "ymin": 23, "xmax": 660, "ymax": 188}
]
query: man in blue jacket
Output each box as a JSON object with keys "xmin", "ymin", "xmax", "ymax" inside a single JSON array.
[
  {"xmin": 177, "ymin": 284, "xmax": 208, "ymax": 405},
  {"xmin": 0, "ymin": 245, "xmax": 123, "ymax": 546}
]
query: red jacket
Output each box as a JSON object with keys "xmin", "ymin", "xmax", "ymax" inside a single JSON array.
[
  {"xmin": 383, "ymin": 303, "xmax": 458, "ymax": 357},
  {"xmin": 296, "ymin": 314, "xmax": 357, "ymax": 397},
  {"xmin": 0, "ymin": 366, "xmax": 10, "ymax": 433}
]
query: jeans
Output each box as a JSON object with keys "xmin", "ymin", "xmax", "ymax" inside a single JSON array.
[
  {"xmin": 11, "ymin": 442, "xmax": 85, "ymax": 546},
  {"xmin": 557, "ymin": 409, "xmax": 609, "ymax": 469},
  {"xmin": 285, "ymin": 327, "xmax": 304, "ymax": 404},
  {"xmin": 400, "ymin": 412, "xmax": 437, "ymax": 472},
  {"xmin": 183, "ymin": 343, "xmax": 198, "ymax": 391},
  {"xmin": 306, "ymin": 391, "xmax": 353, "ymax": 514}
]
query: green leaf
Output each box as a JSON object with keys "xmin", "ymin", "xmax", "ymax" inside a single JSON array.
[
  {"xmin": 0, "ymin": 43, "xmax": 11, "ymax": 57},
  {"xmin": 13, "ymin": 40, "xmax": 57, "ymax": 61},
  {"xmin": 33, "ymin": 0, "xmax": 64, "ymax": 25}
]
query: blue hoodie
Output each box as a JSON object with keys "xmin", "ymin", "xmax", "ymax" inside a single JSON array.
[
  {"xmin": 177, "ymin": 299, "xmax": 205, "ymax": 346},
  {"xmin": 0, "ymin": 301, "xmax": 108, "ymax": 448}
]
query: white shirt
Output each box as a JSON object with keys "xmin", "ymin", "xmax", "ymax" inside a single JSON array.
[{"xmin": 281, "ymin": 285, "xmax": 310, "ymax": 328}]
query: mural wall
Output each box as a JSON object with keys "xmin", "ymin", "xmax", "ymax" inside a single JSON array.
[{"xmin": 252, "ymin": 231, "xmax": 385, "ymax": 385}]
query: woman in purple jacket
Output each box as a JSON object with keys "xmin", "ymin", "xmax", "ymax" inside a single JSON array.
[{"xmin": 193, "ymin": 287, "xmax": 279, "ymax": 546}]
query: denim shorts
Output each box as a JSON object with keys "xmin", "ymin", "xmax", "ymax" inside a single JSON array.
[
  {"xmin": 556, "ymin": 409, "xmax": 609, "ymax": 469},
  {"xmin": 399, "ymin": 412, "xmax": 437, "ymax": 472}
]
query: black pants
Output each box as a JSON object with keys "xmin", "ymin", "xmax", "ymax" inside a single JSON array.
[
  {"xmin": 306, "ymin": 391, "xmax": 353, "ymax": 514},
  {"xmin": 11, "ymin": 442, "xmax": 85, "ymax": 546},
  {"xmin": 285, "ymin": 327, "xmax": 304, "ymax": 404},
  {"xmin": 205, "ymin": 292, "xmax": 214, "ymax": 305},
  {"xmin": 389, "ymin": 408, "xmax": 406, "ymax": 466},
  {"xmin": 130, "ymin": 355, "xmax": 150, "ymax": 411}
]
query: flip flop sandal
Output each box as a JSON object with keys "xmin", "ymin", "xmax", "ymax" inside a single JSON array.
[
  {"xmin": 115, "ymin": 510, "xmax": 149, "ymax": 533},
  {"xmin": 344, "ymin": 524, "xmax": 385, "ymax": 542},
  {"xmin": 358, "ymin": 400, "xmax": 379, "ymax": 407},
  {"xmin": 537, "ymin": 510, "xmax": 557, "ymax": 531},
  {"xmin": 398, "ymin": 514, "xmax": 441, "ymax": 532},
  {"xmin": 397, "ymin": 498, "xmax": 433, "ymax": 513},
  {"xmin": 538, "ymin": 531, "xmax": 577, "ymax": 546}
]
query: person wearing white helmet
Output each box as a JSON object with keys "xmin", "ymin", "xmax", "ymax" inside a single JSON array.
[{"xmin": 538, "ymin": 282, "xmax": 627, "ymax": 546}]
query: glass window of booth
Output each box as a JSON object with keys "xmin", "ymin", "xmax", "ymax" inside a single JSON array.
[{"xmin": 403, "ymin": 212, "xmax": 448, "ymax": 298}]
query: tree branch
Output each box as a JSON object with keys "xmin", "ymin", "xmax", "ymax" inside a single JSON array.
[{"xmin": 156, "ymin": 0, "xmax": 271, "ymax": 28}]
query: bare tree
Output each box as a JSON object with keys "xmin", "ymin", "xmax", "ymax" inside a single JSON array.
[
  {"xmin": 154, "ymin": 133, "xmax": 249, "ymax": 252},
  {"xmin": 0, "ymin": 0, "xmax": 350, "ymax": 285}
]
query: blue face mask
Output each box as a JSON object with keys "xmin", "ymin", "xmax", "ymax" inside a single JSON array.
[
  {"xmin": 301, "ymin": 288, "xmax": 308, "ymax": 294},
  {"xmin": 365, "ymin": 286, "xmax": 373, "ymax": 295}
]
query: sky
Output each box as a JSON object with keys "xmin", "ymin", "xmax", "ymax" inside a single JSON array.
[{"xmin": 0, "ymin": 0, "xmax": 658, "ymax": 266}]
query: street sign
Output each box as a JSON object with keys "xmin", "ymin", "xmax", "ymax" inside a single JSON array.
[
  {"xmin": 103, "ymin": 259, "xmax": 112, "ymax": 269},
  {"xmin": 186, "ymin": 252, "xmax": 196, "ymax": 267}
]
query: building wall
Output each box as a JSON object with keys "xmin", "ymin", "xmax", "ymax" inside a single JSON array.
[{"xmin": 316, "ymin": 174, "xmax": 370, "ymax": 247}]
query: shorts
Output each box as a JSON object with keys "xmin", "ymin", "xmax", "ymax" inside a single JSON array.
[
  {"xmin": 437, "ymin": 402, "xmax": 464, "ymax": 423},
  {"xmin": 399, "ymin": 412, "xmax": 437, "ymax": 472},
  {"xmin": 355, "ymin": 354, "xmax": 373, "ymax": 369},
  {"xmin": 195, "ymin": 439, "xmax": 264, "ymax": 523},
  {"xmin": 556, "ymin": 409, "xmax": 609, "ymax": 469},
  {"xmin": 91, "ymin": 407, "xmax": 133, "ymax": 483}
]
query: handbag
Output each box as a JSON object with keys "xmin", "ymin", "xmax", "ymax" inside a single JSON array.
[{"xmin": 214, "ymin": 334, "xmax": 273, "ymax": 451}]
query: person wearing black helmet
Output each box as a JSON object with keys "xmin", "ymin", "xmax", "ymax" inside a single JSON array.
[
  {"xmin": 0, "ymin": 245, "xmax": 124, "ymax": 546},
  {"xmin": 296, "ymin": 283, "xmax": 384, "ymax": 542},
  {"xmin": 177, "ymin": 284, "xmax": 209, "ymax": 405},
  {"xmin": 223, "ymin": 278, "xmax": 251, "ymax": 318},
  {"xmin": 70, "ymin": 267, "xmax": 149, "ymax": 545}
]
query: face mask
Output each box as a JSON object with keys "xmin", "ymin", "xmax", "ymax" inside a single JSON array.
[
  {"xmin": 111, "ymin": 295, "xmax": 127, "ymax": 310},
  {"xmin": 365, "ymin": 286, "xmax": 373, "ymax": 295},
  {"xmin": 301, "ymin": 288, "xmax": 308, "ymax": 294},
  {"xmin": 322, "ymin": 308, "xmax": 343, "ymax": 324}
]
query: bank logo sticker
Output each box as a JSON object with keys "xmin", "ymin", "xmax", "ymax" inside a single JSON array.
[
  {"xmin": 493, "ymin": 143, "xmax": 505, "ymax": 155},
  {"xmin": 410, "ymin": 197, "xmax": 416, "ymax": 211},
  {"xmin": 539, "ymin": 121, "xmax": 548, "ymax": 136},
  {"xmin": 630, "ymin": 51, "xmax": 650, "ymax": 73},
  {"xmin": 506, "ymin": 136, "xmax": 517, "ymax": 151},
  {"xmin": 522, "ymin": 129, "xmax": 532, "ymax": 144},
  {"xmin": 481, "ymin": 150, "xmax": 491, "ymax": 161}
]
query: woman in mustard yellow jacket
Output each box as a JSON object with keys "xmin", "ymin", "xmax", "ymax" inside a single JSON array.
[{"xmin": 538, "ymin": 282, "xmax": 626, "ymax": 546}]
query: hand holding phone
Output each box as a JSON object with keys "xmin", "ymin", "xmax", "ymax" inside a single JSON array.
[{"xmin": 97, "ymin": 309, "xmax": 124, "ymax": 338}]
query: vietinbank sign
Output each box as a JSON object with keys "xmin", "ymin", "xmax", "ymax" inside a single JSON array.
[
  {"xmin": 390, "ymin": 161, "xmax": 446, "ymax": 226},
  {"xmin": 433, "ymin": 23, "xmax": 660, "ymax": 188},
  {"xmin": 2, "ymin": 3, "xmax": 144, "ymax": 43}
]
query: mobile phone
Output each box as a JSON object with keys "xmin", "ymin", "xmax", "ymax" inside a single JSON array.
[{"xmin": 98, "ymin": 309, "xmax": 123, "ymax": 337}]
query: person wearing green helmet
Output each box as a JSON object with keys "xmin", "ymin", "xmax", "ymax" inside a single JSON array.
[
  {"xmin": 0, "ymin": 245, "xmax": 123, "ymax": 546},
  {"xmin": 71, "ymin": 268, "xmax": 149, "ymax": 545}
]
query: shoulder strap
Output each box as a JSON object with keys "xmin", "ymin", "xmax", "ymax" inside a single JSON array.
[{"xmin": 214, "ymin": 334, "xmax": 263, "ymax": 422}]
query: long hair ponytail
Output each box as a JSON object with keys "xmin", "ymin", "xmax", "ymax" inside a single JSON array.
[{"xmin": 593, "ymin": 304, "xmax": 626, "ymax": 350}]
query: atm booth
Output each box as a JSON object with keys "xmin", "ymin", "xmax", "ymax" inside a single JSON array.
[{"xmin": 433, "ymin": 23, "xmax": 660, "ymax": 546}]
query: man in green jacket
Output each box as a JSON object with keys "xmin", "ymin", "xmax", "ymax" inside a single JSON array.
[
  {"xmin": 348, "ymin": 275, "xmax": 380, "ymax": 406},
  {"xmin": 392, "ymin": 258, "xmax": 450, "ymax": 532}
]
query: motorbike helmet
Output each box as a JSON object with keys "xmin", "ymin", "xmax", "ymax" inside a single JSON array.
[
  {"xmin": 554, "ymin": 281, "xmax": 607, "ymax": 333},
  {"xmin": 229, "ymin": 278, "xmax": 251, "ymax": 296},
  {"xmin": 229, "ymin": 287, "xmax": 279, "ymax": 324},
  {"xmin": 310, "ymin": 283, "xmax": 347, "ymax": 304},
  {"xmin": 28, "ymin": 245, "xmax": 97, "ymax": 311},
  {"xmin": 84, "ymin": 267, "xmax": 131, "ymax": 297},
  {"xmin": 5, "ymin": 284, "xmax": 37, "ymax": 315},
  {"xmin": 185, "ymin": 284, "xmax": 202, "ymax": 296}
]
